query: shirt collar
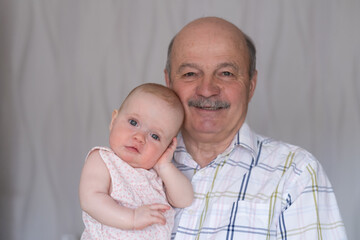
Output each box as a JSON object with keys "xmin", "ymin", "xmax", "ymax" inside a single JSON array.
[
  {"xmin": 174, "ymin": 132, "xmax": 197, "ymax": 168},
  {"xmin": 230, "ymin": 122, "xmax": 258, "ymax": 159},
  {"xmin": 174, "ymin": 122, "xmax": 258, "ymax": 167}
]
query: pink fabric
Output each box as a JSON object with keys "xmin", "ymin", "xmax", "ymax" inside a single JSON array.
[{"xmin": 81, "ymin": 147, "xmax": 174, "ymax": 240}]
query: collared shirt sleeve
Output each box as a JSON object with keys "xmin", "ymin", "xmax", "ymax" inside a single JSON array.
[{"xmin": 277, "ymin": 150, "xmax": 347, "ymax": 239}]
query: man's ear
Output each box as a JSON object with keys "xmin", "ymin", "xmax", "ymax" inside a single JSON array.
[
  {"xmin": 248, "ymin": 70, "xmax": 257, "ymax": 101},
  {"xmin": 109, "ymin": 109, "xmax": 118, "ymax": 131},
  {"xmin": 164, "ymin": 69, "xmax": 171, "ymax": 87}
]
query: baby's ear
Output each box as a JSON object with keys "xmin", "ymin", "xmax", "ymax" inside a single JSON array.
[{"xmin": 109, "ymin": 109, "xmax": 118, "ymax": 131}]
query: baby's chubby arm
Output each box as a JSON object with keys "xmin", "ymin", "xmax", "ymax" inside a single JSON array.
[
  {"xmin": 79, "ymin": 150, "xmax": 170, "ymax": 230},
  {"xmin": 153, "ymin": 138, "xmax": 194, "ymax": 208}
]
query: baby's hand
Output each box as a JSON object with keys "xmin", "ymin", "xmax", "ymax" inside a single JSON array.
[
  {"xmin": 153, "ymin": 137, "xmax": 177, "ymax": 172},
  {"xmin": 132, "ymin": 204, "xmax": 170, "ymax": 230}
]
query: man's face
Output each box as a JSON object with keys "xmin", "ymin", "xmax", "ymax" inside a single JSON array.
[{"xmin": 165, "ymin": 22, "xmax": 256, "ymax": 143}]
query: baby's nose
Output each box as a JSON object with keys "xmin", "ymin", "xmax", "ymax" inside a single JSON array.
[{"xmin": 133, "ymin": 131, "xmax": 146, "ymax": 144}]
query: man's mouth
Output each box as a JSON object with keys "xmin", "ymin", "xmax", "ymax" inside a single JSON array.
[{"xmin": 197, "ymin": 106, "xmax": 223, "ymax": 111}]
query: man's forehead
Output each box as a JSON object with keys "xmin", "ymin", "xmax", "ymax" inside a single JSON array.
[
  {"xmin": 173, "ymin": 24, "xmax": 246, "ymax": 55},
  {"xmin": 178, "ymin": 18, "xmax": 244, "ymax": 40}
]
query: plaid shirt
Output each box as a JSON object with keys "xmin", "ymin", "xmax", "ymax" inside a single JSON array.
[{"xmin": 171, "ymin": 123, "xmax": 347, "ymax": 239}]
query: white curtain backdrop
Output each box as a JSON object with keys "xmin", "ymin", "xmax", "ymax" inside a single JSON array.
[{"xmin": 1, "ymin": 1, "xmax": 359, "ymax": 239}]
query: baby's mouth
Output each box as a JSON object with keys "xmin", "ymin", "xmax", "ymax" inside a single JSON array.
[{"xmin": 125, "ymin": 146, "xmax": 139, "ymax": 153}]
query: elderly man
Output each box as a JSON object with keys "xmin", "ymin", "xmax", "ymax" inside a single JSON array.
[{"xmin": 165, "ymin": 17, "xmax": 347, "ymax": 239}]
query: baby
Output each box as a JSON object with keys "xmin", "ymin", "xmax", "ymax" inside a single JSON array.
[{"xmin": 79, "ymin": 83, "xmax": 193, "ymax": 239}]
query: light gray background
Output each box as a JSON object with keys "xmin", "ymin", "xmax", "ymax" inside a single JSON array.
[{"xmin": 0, "ymin": 1, "xmax": 359, "ymax": 239}]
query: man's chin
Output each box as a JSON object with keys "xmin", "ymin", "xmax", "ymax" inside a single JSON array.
[{"xmin": 186, "ymin": 122, "xmax": 223, "ymax": 135}]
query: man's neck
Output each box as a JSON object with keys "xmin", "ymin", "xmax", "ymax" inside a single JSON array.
[{"xmin": 181, "ymin": 130, "xmax": 237, "ymax": 168}]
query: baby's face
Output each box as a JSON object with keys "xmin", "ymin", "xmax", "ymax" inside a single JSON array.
[{"xmin": 109, "ymin": 91, "xmax": 182, "ymax": 169}]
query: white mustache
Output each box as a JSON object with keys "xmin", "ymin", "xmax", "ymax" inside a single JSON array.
[{"xmin": 188, "ymin": 97, "xmax": 230, "ymax": 110}]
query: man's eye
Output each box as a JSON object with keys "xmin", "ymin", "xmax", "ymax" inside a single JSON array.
[
  {"xmin": 184, "ymin": 72, "xmax": 196, "ymax": 77},
  {"xmin": 222, "ymin": 71, "xmax": 233, "ymax": 76},
  {"xmin": 129, "ymin": 119, "xmax": 138, "ymax": 126},
  {"xmin": 150, "ymin": 133, "xmax": 160, "ymax": 141}
]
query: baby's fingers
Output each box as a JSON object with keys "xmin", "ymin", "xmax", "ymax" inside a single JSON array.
[
  {"xmin": 149, "ymin": 203, "xmax": 171, "ymax": 211},
  {"xmin": 160, "ymin": 138, "xmax": 177, "ymax": 160},
  {"xmin": 167, "ymin": 137, "xmax": 177, "ymax": 151},
  {"xmin": 149, "ymin": 210, "xmax": 167, "ymax": 225}
]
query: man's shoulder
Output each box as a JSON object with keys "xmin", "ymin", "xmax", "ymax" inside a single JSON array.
[{"xmin": 254, "ymin": 133, "xmax": 318, "ymax": 168}]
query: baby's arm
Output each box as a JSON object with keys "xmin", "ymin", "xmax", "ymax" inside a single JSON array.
[
  {"xmin": 79, "ymin": 150, "xmax": 170, "ymax": 230},
  {"xmin": 154, "ymin": 138, "xmax": 194, "ymax": 208}
]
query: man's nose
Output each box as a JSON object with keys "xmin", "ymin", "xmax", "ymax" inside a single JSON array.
[{"xmin": 195, "ymin": 75, "xmax": 220, "ymax": 98}]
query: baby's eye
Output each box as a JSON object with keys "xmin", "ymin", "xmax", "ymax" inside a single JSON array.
[
  {"xmin": 129, "ymin": 119, "xmax": 138, "ymax": 126},
  {"xmin": 150, "ymin": 133, "xmax": 160, "ymax": 141}
]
